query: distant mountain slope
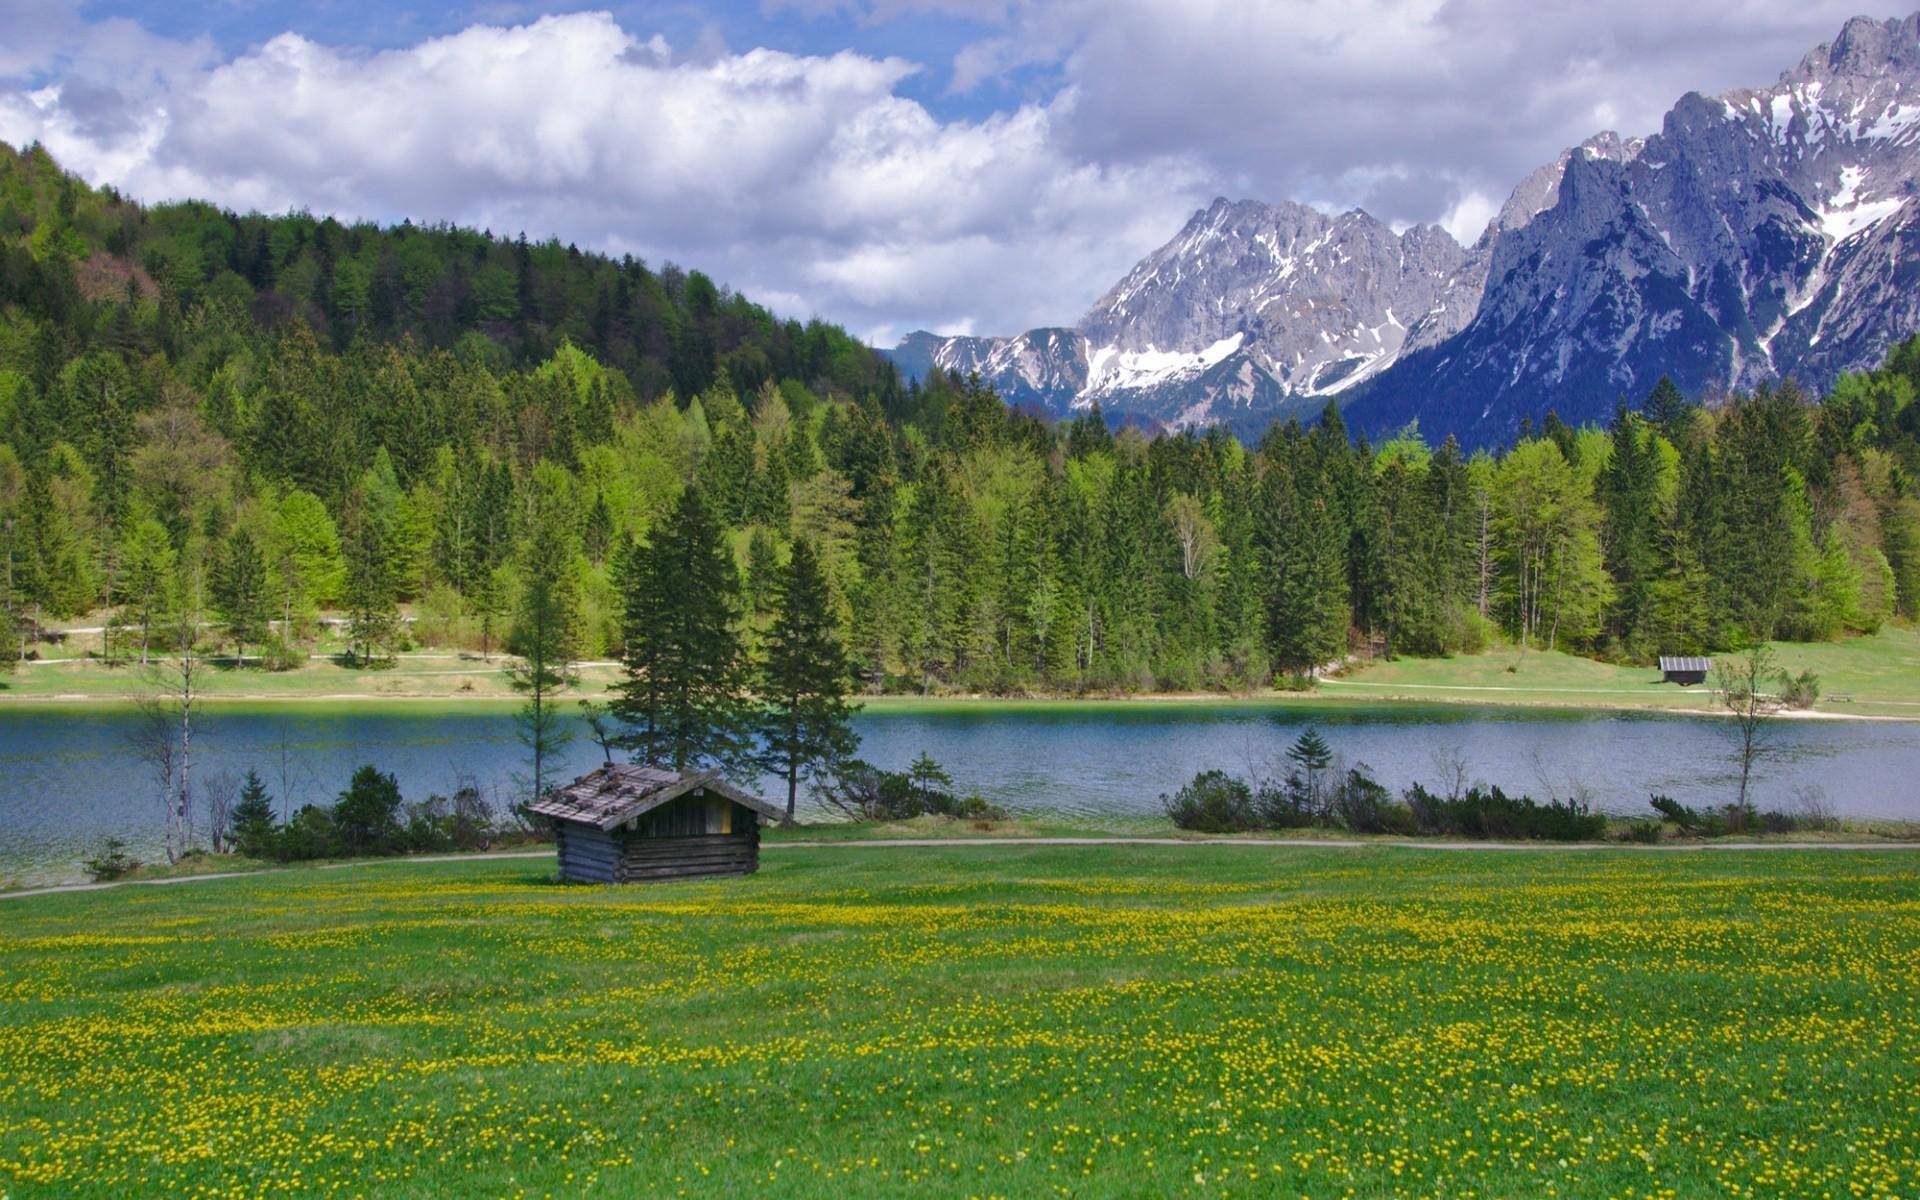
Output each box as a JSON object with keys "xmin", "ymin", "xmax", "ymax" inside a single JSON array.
[
  {"xmin": 888, "ymin": 199, "xmax": 1464, "ymax": 433},
  {"xmin": 892, "ymin": 13, "xmax": 1920, "ymax": 444},
  {"xmin": 1348, "ymin": 12, "xmax": 1920, "ymax": 442}
]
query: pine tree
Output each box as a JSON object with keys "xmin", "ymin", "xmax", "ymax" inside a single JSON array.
[
  {"xmin": 756, "ymin": 539, "xmax": 861, "ymax": 822},
  {"xmin": 228, "ymin": 770, "xmax": 278, "ymax": 859},
  {"xmin": 473, "ymin": 562, "xmax": 512, "ymax": 660},
  {"xmin": 1284, "ymin": 726, "xmax": 1334, "ymax": 817},
  {"xmin": 611, "ymin": 487, "xmax": 752, "ymax": 773},
  {"xmin": 340, "ymin": 487, "xmax": 400, "ymax": 666},
  {"xmin": 1643, "ymin": 375, "xmax": 1695, "ymax": 442},
  {"xmin": 117, "ymin": 516, "xmax": 175, "ymax": 664},
  {"xmin": 745, "ymin": 526, "xmax": 781, "ymax": 617},
  {"xmin": 507, "ymin": 465, "xmax": 581, "ymax": 803},
  {"xmin": 1600, "ymin": 402, "xmax": 1660, "ymax": 656},
  {"xmin": 212, "ymin": 526, "xmax": 271, "ymax": 662}
]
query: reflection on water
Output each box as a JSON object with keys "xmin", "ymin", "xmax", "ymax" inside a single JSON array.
[{"xmin": 1, "ymin": 703, "xmax": 1914, "ymax": 885}]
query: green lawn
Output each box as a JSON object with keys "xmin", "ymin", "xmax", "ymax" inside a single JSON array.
[
  {"xmin": 13, "ymin": 625, "xmax": 1920, "ymax": 716},
  {"xmin": 1, "ymin": 846, "xmax": 1915, "ymax": 1198},
  {"xmin": 1332, "ymin": 625, "xmax": 1920, "ymax": 716}
]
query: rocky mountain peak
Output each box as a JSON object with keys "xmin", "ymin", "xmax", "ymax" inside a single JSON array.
[
  {"xmin": 1796, "ymin": 14, "xmax": 1920, "ymax": 82},
  {"xmin": 889, "ymin": 11, "xmax": 1920, "ymax": 445}
]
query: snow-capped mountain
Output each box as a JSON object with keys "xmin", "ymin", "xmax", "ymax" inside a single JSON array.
[
  {"xmin": 1349, "ymin": 12, "xmax": 1920, "ymax": 442},
  {"xmin": 890, "ymin": 13, "xmax": 1920, "ymax": 444},
  {"xmin": 888, "ymin": 200, "xmax": 1466, "ymax": 430}
]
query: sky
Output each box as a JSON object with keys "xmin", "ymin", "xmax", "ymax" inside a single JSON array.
[{"xmin": 0, "ymin": 1, "xmax": 1892, "ymax": 344}]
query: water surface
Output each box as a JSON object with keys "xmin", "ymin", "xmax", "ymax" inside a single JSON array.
[{"xmin": 2, "ymin": 702, "xmax": 1915, "ymax": 886}]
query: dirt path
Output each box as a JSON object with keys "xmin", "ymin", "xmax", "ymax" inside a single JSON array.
[{"xmin": 5, "ymin": 837, "xmax": 1917, "ymax": 901}]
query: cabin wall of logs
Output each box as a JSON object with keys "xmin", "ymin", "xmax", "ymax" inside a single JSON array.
[{"xmin": 553, "ymin": 792, "xmax": 762, "ymax": 883}]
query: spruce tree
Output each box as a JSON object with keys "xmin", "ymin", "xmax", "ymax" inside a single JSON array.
[
  {"xmin": 1284, "ymin": 726, "xmax": 1334, "ymax": 816},
  {"xmin": 228, "ymin": 770, "xmax": 278, "ymax": 859},
  {"xmin": 213, "ymin": 526, "xmax": 271, "ymax": 662},
  {"xmin": 340, "ymin": 486, "xmax": 400, "ymax": 666},
  {"xmin": 507, "ymin": 466, "xmax": 581, "ymax": 803},
  {"xmin": 118, "ymin": 516, "xmax": 176, "ymax": 663},
  {"xmin": 611, "ymin": 487, "xmax": 752, "ymax": 774},
  {"xmin": 1600, "ymin": 402, "xmax": 1660, "ymax": 656},
  {"xmin": 756, "ymin": 539, "xmax": 861, "ymax": 822}
]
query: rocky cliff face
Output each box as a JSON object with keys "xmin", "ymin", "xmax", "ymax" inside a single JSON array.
[
  {"xmin": 1349, "ymin": 13, "xmax": 1920, "ymax": 441},
  {"xmin": 890, "ymin": 14, "xmax": 1920, "ymax": 444},
  {"xmin": 888, "ymin": 200, "xmax": 1466, "ymax": 432}
]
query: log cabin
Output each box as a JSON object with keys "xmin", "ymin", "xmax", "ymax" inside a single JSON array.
[{"xmin": 529, "ymin": 764, "xmax": 782, "ymax": 883}]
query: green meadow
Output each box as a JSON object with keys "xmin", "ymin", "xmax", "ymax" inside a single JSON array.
[
  {"xmin": 1, "ymin": 844, "xmax": 1915, "ymax": 1198},
  {"xmin": 13, "ymin": 625, "xmax": 1920, "ymax": 718}
]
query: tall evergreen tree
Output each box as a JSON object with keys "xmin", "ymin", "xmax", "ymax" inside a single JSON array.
[
  {"xmin": 212, "ymin": 526, "xmax": 271, "ymax": 662},
  {"xmin": 1600, "ymin": 402, "xmax": 1661, "ymax": 656},
  {"xmin": 611, "ymin": 487, "xmax": 752, "ymax": 773},
  {"xmin": 340, "ymin": 486, "xmax": 401, "ymax": 666},
  {"xmin": 756, "ymin": 539, "xmax": 861, "ymax": 822},
  {"xmin": 506, "ymin": 469, "xmax": 581, "ymax": 803}
]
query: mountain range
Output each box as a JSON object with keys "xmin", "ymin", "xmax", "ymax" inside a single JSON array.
[{"xmin": 887, "ymin": 13, "xmax": 1920, "ymax": 444}]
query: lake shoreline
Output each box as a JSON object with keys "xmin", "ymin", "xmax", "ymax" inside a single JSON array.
[{"xmin": 2, "ymin": 685, "xmax": 1915, "ymax": 722}]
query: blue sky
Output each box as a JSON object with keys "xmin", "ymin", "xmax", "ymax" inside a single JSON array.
[
  {"xmin": 0, "ymin": 2, "xmax": 1890, "ymax": 342},
  {"xmin": 78, "ymin": 1, "xmax": 1046, "ymax": 117}
]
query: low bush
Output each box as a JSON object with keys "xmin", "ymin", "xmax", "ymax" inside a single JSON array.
[
  {"xmin": 1777, "ymin": 668, "xmax": 1821, "ymax": 710},
  {"xmin": 82, "ymin": 838, "xmax": 140, "ymax": 881},
  {"xmin": 820, "ymin": 754, "xmax": 997, "ymax": 822},
  {"xmin": 1328, "ymin": 768, "xmax": 1407, "ymax": 834},
  {"xmin": 1162, "ymin": 770, "xmax": 1260, "ymax": 832},
  {"xmin": 1621, "ymin": 818, "xmax": 1665, "ymax": 844},
  {"xmin": 1648, "ymin": 791, "xmax": 1839, "ymax": 837},
  {"xmin": 259, "ymin": 635, "xmax": 308, "ymax": 672},
  {"xmin": 1406, "ymin": 783, "xmax": 1606, "ymax": 841}
]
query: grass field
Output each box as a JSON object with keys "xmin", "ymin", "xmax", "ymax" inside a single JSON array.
[
  {"xmin": 1332, "ymin": 625, "xmax": 1920, "ymax": 717},
  {"xmin": 11, "ymin": 623, "xmax": 1920, "ymax": 717},
  {"xmin": 1, "ymin": 846, "xmax": 1916, "ymax": 1198}
]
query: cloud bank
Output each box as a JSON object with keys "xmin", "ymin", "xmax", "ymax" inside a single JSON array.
[{"xmin": 0, "ymin": 1, "xmax": 1884, "ymax": 342}]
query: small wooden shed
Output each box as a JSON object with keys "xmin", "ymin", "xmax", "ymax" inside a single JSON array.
[
  {"xmin": 1658, "ymin": 655, "xmax": 1712, "ymax": 686},
  {"xmin": 529, "ymin": 764, "xmax": 782, "ymax": 884}
]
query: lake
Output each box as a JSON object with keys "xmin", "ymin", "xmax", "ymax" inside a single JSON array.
[{"xmin": 3, "ymin": 702, "xmax": 1917, "ymax": 886}]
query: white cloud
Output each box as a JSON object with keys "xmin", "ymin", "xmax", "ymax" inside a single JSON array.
[
  {"xmin": 0, "ymin": 2, "xmax": 1895, "ymax": 344},
  {"xmin": 0, "ymin": 10, "xmax": 1204, "ymax": 340},
  {"xmin": 946, "ymin": 0, "xmax": 1878, "ymax": 248},
  {"xmin": 1440, "ymin": 190, "xmax": 1500, "ymax": 245}
]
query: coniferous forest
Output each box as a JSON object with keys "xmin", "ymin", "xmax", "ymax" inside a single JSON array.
[{"xmin": 6, "ymin": 138, "xmax": 1920, "ymax": 699}]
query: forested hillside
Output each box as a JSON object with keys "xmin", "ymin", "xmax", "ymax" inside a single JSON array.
[{"xmin": 5, "ymin": 139, "xmax": 1920, "ymax": 695}]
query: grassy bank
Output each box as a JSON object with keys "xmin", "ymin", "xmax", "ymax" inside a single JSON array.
[
  {"xmin": 1, "ymin": 846, "xmax": 1915, "ymax": 1198},
  {"xmin": 9, "ymin": 624, "xmax": 1920, "ymax": 717},
  {"xmin": 1329, "ymin": 625, "xmax": 1920, "ymax": 717}
]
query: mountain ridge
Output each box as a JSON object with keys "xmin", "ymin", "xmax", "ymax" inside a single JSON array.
[{"xmin": 890, "ymin": 12, "xmax": 1920, "ymax": 443}]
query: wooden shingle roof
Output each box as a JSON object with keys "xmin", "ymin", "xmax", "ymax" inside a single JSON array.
[
  {"xmin": 1658, "ymin": 656, "xmax": 1713, "ymax": 673},
  {"xmin": 527, "ymin": 764, "xmax": 783, "ymax": 830}
]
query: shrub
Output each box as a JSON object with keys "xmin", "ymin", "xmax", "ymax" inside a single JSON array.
[
  {"xmin": 951, "ymin": 793, "xmax": 1009, "ymax": 821},
  {"xmin": 332, "ymin": 765, "xmax": 403, "ymax": 855},
  {"xmin": 1254, "ymin": 779, "xmax": 1315, "ymax": 828},
  {"xmin": 276, "ymin": 806, "xmax": 337, "ymax": 861},
  {"xmin": 1621, "ymin": 818, "xmax": 1664, "ymax": 844},
  {"xmin": 1648, "ymin": 794, "xmax": 1703, "ymax": 832},
  {"xmin": 1406, "ymin": 782, "xmax": 1605, "ymax": 841},
  {"xmin": 259, "ymin": 635, "xmax": 308, "ymax": 672},
  {"xmin": 820, "ymin": 754, "xmax": 987, "ymax": 822},
  {"xmin": 83, "ymin": 837, "xmax": 140, "ymax": 881},
  {"xmin": 1162, "ymin": 770, "xmax": 1260, "ymax": 833},
  {"xmin": 1328, "ymin": 767, "xmax": 1401, "ymax": 834},
  {"xmin": 1777, "ymin": 669, "xmax": 1820, "ymax": 710}
]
